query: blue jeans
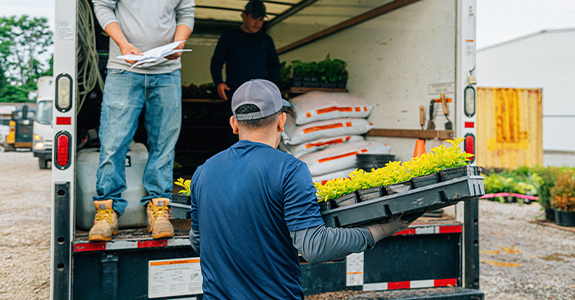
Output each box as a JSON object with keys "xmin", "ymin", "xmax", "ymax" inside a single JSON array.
[{"xmin": 94, "ymin": 69, "xmax": 182, "ymax": 215}]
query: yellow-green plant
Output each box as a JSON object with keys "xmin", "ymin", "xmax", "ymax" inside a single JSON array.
[
  {"xmin": 174, "ymin": 177, "xmax": 191, "ymax": 196},
  {"xmin": 314, "ymin": 137, "xmax": 474, "ymax": 202}
]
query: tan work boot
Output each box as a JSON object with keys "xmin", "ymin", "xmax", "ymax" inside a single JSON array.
[
  {"xmin": 147, "ymin": 198, "xmax": 174, "ymax": 239},
  {"xmin": 88, "ymin": 200, "xmax": 118, "ymax": 242}
]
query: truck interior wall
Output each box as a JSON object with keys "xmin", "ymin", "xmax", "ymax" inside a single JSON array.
[
  {"xmin": 271, "ymin": 0, "xmax": 457, "ymax": 162},
  {"xmin": 180, "ymin": 39, "xmax": 219, "ymax": 85}
]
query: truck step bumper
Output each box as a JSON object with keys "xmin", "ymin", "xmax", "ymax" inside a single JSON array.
[{"xmin": 342, "ymin": 287, "xmax": 483, "ymax": 300}]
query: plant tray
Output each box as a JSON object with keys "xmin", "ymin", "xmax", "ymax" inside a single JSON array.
[
  {"xmin": 411, "ymin": 173, "xmax": 440, "ymax": 188},
  {"xmin": 357, "ymin": 186, "xmax": 384, "ymax": 202},
  {"xmin": 331, "ymin": 192, "xmax": 359, "ymax": 209},
  {"xmin": 321, "ymin": 175, "xmax": 484, "ymax": 228}
]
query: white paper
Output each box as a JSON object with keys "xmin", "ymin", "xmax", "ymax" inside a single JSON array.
[
  {"xmin": 118, "ymin": 41, "xmax": 191, "ymax": 70},
  {"xmin": 346, "ymin": 252, "xmax": 364, "ymax": 286}
]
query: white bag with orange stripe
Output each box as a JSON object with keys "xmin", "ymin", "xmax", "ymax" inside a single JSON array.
[
  {"xmin": 289, "ymin": 91, "xmax": 373, "ymax": 125},
  {"xmin": 287, "ymin": 135, "xmax": 365, "ymax": 158},
  {"xmin": 282, "ymin": 115, "xmax": 374, "ymax": 145},
  {"xmin": 312, "ymin": 168, "xmax": 356, "ymax": 185},
  {"xmin": 300, "ymin": 140, "xmax": 391, "ymax": 176}
]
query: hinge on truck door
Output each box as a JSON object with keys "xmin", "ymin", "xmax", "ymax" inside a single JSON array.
[{"xmin": 101, "ymin": 254, "xmax": 119, "ymax": 300}]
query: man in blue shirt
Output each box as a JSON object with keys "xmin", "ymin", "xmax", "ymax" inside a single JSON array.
[{"xmin": 189, "ymin": 79, "xmax": 419, "ymax": 299}]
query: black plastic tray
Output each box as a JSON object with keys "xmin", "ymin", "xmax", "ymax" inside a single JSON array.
[
  {"xmin": 321, "ymin": 175, "xmax": 484, "ymax": 228},
  {"xmin": 170, "ymin": 194, "xmax": 191, "ymax": 220}
]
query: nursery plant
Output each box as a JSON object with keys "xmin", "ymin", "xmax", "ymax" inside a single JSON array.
[
  {"xmin": 174, "ymin": 177, "xmax": 191, "ymax": 196},
  {"xmin": 315, "ymin": 137, "xmax": 474, "ymax": 202},
  {"xmin": 550, "ymin": 169, "xmax": 575, "ymax": 212}
]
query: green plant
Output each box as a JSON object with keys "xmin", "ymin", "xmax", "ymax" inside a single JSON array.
[
  {"xmin": 533, "ymin": 166, "xmax": 558, "ymax": 209},
  {"xmin": 291, "ymin": 60, "xmax": 305, "ymax": 78},
  {"xmin": 550, "ymin": 169, "xmax": 575, "ymax": 212},
  {"xmin": 174, "ymin": 177, "xmax": 191, "ymax": 196},
  {"xmin": 279, "ymin": 61, "xmax": 292, "ymax": 89}
]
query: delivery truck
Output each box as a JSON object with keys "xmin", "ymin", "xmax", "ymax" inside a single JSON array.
[
  {"xmin": 33, "ymin": 76, "xmax": 54, "ymax": 169},
  {"xmin": 51, "ymin": 0, "xmax": 481, "ymax": 299}
]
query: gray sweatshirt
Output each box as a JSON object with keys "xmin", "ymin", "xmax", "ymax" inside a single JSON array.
[{"xmin": 92, "ymin": 0, "xmax": 195, "ymax": 74}]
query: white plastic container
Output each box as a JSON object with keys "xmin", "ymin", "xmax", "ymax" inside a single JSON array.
[{"xmin": 75, "ymin": 143, "xmax": 149, "ymax": 230}]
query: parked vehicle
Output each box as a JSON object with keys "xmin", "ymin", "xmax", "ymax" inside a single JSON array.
[
  {"xmin": 33, "ymin": 76, "xmax": 54, "ymax": 169},
  {"xmin": 51, "ymin": 0, "xmax": 480, "ymax": 299},
  {"xmin": 4, "ymin": 105, "xmax": 35, "ymax": 151}
]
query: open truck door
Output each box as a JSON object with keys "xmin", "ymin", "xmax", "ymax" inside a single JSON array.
[{"xmin": 52, "ymin": 0, "xmax": 481, "ymax": 299}]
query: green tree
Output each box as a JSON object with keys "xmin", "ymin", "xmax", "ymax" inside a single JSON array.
[{"xmin": 0, "ymin": 15, "xmax": 53, "ymax": 102}]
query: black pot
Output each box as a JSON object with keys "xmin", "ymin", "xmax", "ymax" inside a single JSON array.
[
  {"xmin": 320, "ymin": 81, "xmax": 339, "ymax": 88},
  {"xmin": 302, "ymin": 77, "xmax": 320, "ymax": 87},
  {"xmin": 545, "ymin": 208, "xmax": 556, "ymax": 221},
  {"xmin": 171, "ymin": 194, "xmax": 191, "ymax": 205},
  {"xmin": 385, "ymin": 181, "xmax": 412, "ymax": 195},
  {"xmin": 357, "ymin": 186, "xmax": 384, "ymax": 202},
  {"xmin": 439, "ymin": 166, "xmax": 482, "ymax": 181},
  {"xmin": 318, "ymin": 200, "xmax": 329, "ymax": 211},
  {"xmin": 331, "ymin": 192, "xmax": 358, "ymax": 208},
  {"xmin": 293, "ymin": 77, "xmax": 303, "ymax": 87},
  {"xmin": 355, "ymin": 154, "xmax": 395, "ymax": 171},
  {"xmin": 338, "ymin": 79, "xmax": 347, "ymax": 89},
  {"xmin": 411, "ymin": 173, "xmax": 440, "ymax": 189},
  {"xmin": 554, "ymin": 209, "xmax": 575, "ymax": 227}
]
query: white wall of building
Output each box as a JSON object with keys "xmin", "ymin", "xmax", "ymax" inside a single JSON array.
[{"xmin": 476, "ymin": 29, "xmax": 575, "ymax": 152}]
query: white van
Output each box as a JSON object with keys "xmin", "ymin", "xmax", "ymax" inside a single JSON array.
[{"xmin": 33, "ymin": 76, "xmax": 54, "ymax": 169}]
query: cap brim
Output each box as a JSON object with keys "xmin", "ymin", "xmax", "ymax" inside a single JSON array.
[{"xmin": 282, "ymin": 99, "xmax": 291, "ymax": 107}]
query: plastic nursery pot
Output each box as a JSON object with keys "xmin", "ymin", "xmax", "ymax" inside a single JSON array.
[
  {"xmin": 357, "ymin": 186, "xmax": 384, "ymax": 202},
  {"xmin": 545, "ymin": 208, "xmax": 556, "ymax": 221},
  {"xmin": 302, "ymin": 77, "xmax": 321, "ymax": 87},
  {"xmin": 439, "ymin": 165, "xmax": 482, "ymax": 181},
  {"xmin": 554, "ymin": 209, "xmax": 575, "ymax": 227},
  {"xmin": 411, "ymin": 173, "xmax": 440, "ymax": 189},
  {"xmin": 320, "ymin": 81, "xmax": 339, "ymax": 88},
  {"xmin": 385, "ymin": 181, "xmax": 412, "ymax": 195},
  {"xmin": 171, "ymin": 193, "xmax": 191, "ymax": 205},
  {"xmin": 355, "ymin": 154, "xmax": 395, "ymax": 171},
  {"xmin": 318, "ymin": 200, "xmax": 329, "ymax": 212},
  {"xmin": 337, "ymin": 79, "xmax": 347, "ymax": 89},
  {"xmin": 292, "ymin": 77, "xmax": 303, "ymax": 87},
  {"xmin": 331, "ymin": 192, "xmax": 359, "ymax": 208}
]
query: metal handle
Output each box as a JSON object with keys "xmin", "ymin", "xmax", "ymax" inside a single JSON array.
[
  {"xmin": 419, "ymin": 105, "xmax": 425, "ymax": 127},
  {"xmin": 441, "ymin": 93, "xmax": 448, "ymax": 115}
]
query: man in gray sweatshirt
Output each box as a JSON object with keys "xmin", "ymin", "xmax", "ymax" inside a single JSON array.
[
  {"xmin": 89, "ymin": 0, "xmax": 195, "ymax": 242},
  {"xmin": 188, "ymin": 79, "xmax": 422, "ymax": 299}
]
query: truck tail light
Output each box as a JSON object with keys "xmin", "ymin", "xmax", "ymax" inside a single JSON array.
[
  {"xmin": 464, "ymin": 134, "xmax": 475, "ymax": 164},
  {"xmin": 56, "ymin": 73, "xmax": 73, "ymax": 112},
  {"xmin": 54, "ymin": 131, "xmax": 72, "ymax": 169}
]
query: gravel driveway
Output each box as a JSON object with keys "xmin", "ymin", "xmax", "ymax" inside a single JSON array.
[{"xmin": 0, "ymin": 152, "xmax": 574, "ymax": 300}]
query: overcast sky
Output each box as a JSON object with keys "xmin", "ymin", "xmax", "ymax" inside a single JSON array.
[{"xmin": 2, "ymin": 0, "xmax": 575, "ymax": 50}]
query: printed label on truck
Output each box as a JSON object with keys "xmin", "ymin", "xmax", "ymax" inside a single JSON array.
[
  {"xmin": 346, "ymin": 252, "xmax": 364, "ymax": 286},
  {"xmin": 428, "ymin": 82, "xmax": 455, "ymax": 94},
  {"xmin": 148, "ymin": 258, "xmax": 203, "ymax": 298}
]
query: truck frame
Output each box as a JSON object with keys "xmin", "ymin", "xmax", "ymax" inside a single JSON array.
[{"xmin": 51, "ymin": 0, "xmax": 481, "ymax": 299}]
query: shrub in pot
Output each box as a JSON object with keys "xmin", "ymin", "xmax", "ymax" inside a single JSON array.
[{"xmin": 550, "ymin": 169, "xmax": 575, "ymax": 226}]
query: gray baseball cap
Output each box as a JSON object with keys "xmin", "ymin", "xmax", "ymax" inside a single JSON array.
[{"xmin": 232, "ymin": 79, "xmax": 291, "ymax": 121}]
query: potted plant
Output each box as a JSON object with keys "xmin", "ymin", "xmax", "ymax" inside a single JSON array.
[
  {"xmin": 173, "ymin": 177, "xmax": 191, "ymax": 203},
  {"xmin": 534, "ymin": 166, "xmax": 558, "ymax": 220},
  {"xmin": 314, "ymin": 178, "xmax": 359, "ymax": 210},
  {"xmin": 302, "ymin": 61, "xmax": 320, "ymax": 87},
  {"xmin": 550, "ymin": 169, "xmax": 575, "ymax": 226},
  {"xmin": 279, "ymin": 61, "xmax": 292, "ymax": 90},
  {"xmin": 291, "ymin": 60, "xmax": 305, "ymax": 87}
]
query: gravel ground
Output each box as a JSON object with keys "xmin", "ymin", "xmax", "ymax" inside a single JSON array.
[{"xmin": 1, "ymin": 151, "xmax": 574, "ymax": 300}]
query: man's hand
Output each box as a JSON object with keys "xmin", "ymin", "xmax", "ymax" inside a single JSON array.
[
  {"xmin": 165, "ymin": 41, "xmax": 185, "ymax": 60},
  {"xmin": 217, "ymin": 83, "xmax": 231, "ymax": 100},
  {"xmin": 366, "ymin": 212, "xmax": 424, "ymax": 243},
  {"xmin": 119, "ymin": 42, "xmax": 142, "ymax": 65}
]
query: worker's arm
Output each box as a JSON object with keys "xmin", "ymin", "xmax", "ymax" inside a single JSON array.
[
  {"xmin": 210, "ymin": 34, "xmax": 230, "ymax": 99},
  {"xmin": 92, "ymin": 0, "xmax": 142, "ymax": 64},
  {"xmin": 290, "ymin": 215, "xmax": 417, "ymax": 265},
  {"xmin": 165, "ymin": 0, "xmax": 195, "ymax": 60},
  {"xmin": 189, "ymin": 168, "xmax": 200, "ymax": 254},
  {"xmin": 266, "ymin": 36, "xmax": 280, "ymax": 84}
]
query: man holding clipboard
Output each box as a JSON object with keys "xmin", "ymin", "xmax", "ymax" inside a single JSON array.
[{"xmin": 88, "ymin": 0, "xmax": 195, "ymax": 242}]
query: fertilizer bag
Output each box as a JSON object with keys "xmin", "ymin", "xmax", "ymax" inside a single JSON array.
[
  {"xmin": 300, "ymin": 140, "xmax": 391, "ymax": 176},
  {"xmin": 282, "ymin": 115, "xmax": 374, "ymax": 145},
  {"xmin": 290, "ymin": 92, "xmax": 374, "ymax": 125},
  {"xmin": 287, "ymin": 135, "xmax": 365, "ymax": 158}
]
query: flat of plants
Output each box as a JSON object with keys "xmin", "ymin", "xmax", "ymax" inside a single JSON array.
[{"xmin": 320, "ymin": 173, "xmax": 485, "ymax": 228}]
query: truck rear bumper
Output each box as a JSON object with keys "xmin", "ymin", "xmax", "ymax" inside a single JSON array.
[
  {"xmin": 33, "ymin": 149, "xmax": 51, "ymax": 158},
  {"xmin": 342, "ymin": 287, "xmax": 484, "ymax": 299}
]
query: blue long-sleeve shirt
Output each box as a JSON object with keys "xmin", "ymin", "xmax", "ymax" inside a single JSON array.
[{"xmin": 210, "ymin": 27, "xmax": 280, "ymax": 91}]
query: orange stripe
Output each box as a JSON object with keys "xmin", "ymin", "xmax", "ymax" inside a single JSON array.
[
  {"xmin": 150, "ymin": 259, "xmax": 200, "ymax": 266},
  {"xmin": 305, "ymin": 138, "xmax": 345, "ymax": 149},
  {"xmin": 318, "ymin": 151, "xmax": 359, "ymax": 163},
  {"xmin": 303, "ymin": 123, "xmax": 343, "ymax": 134},
  {"xmin": 316, "ymin": 106, "xmax": 353, "ymax": 114},
  {"xmin": 347, "ymin": 272, "xmax": 363, "ymax": 275},
  {"xmin": 305, "ymin": 112, "xmax": 312, "ymax": 118}
]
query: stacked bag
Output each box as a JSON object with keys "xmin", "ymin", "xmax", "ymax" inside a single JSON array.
[{"xmin": 281, "ymin": 92, "xmax": 391, "ymax": 183}]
